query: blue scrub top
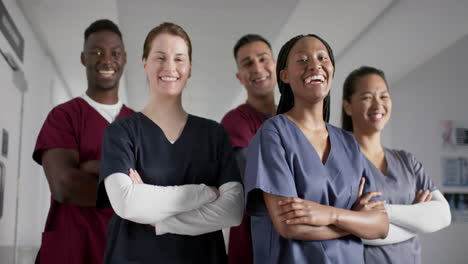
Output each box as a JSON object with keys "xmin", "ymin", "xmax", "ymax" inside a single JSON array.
[
  {"xmin": 244, "ymin": 114, "xmax": 377, "ymax": 264},
  {"xmin": 364, "ymin": 148, "xmax": 436, "ymax": 264}
]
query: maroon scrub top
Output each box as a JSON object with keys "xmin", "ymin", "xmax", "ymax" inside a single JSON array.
[
  {"xmin": 32, "ymin": 97, "xmax": 134, "ymax": 264},
  {"xmin": 221, "ymin": 103, "xmax": 270, "ymax": 264}
]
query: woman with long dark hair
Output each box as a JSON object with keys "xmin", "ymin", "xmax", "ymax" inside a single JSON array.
[
  {"xmin": 243, "ymin": 34, "xmax": 389, "ymax": 263},
  {"xmin": 342, "ymin": 66, "xmax": 451, "ymax": 264}
]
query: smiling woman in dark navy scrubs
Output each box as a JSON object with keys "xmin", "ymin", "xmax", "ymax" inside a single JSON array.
[
  {"xmin": 96, "ymin": 22, "xmax": 243, "ymax": 264},
  {"xmin": 244, "ymin": 34, "xmax": 389, "ymax": 264}
]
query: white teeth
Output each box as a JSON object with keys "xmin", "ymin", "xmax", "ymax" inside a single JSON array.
[
  {"xmin": 161, "ymin": 77, "xmax": 177, "ymax": 81},
  {"xmin": 99, "ymin": 70, "xmax": 115, "ymax": 76},
  {"xmin": 305, "ymin": 75, "xmax": 325, "ymax": 83},
  {"xmin": 253, "ymin": 76, "xmax": 267, "ymax": 82},
  {"xmin": 371, "ymin": 114, "xmax": 383, "ymax": 119}
]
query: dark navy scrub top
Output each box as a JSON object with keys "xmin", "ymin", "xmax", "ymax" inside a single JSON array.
[
  {"xmin": 97, "ymin": 113, "xmax": 240, "ymax": 264},
  {"xmin": 364, "ymin": 148, "xmax": 436, "ymax": 264},
  {"xmin": 244, "ymin": 114, "xmax": 377, "ymax": 264}
]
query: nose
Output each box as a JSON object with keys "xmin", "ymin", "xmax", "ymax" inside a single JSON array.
[
  {"xmin": 371, "ymin": 96, "xmax": 382, "ymax": 108},
  {"xmin": 101, "ymin": 51, "xmax": 113, "ymax": 64},
  {"xmin": 307, "ymin": 58, "xmax": 321, "ymax": 71},
  {"xmin": 251, "ymin": 59, "xmax": 262, "ymax": 73},
  {"xmin": 163, "ymin": 58, "xmax": 176, "ymax": 71}
]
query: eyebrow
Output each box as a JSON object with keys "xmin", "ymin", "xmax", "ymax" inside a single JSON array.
[
  {"xmin": 89, "ymin": 44, "xmax": 123, "ymax": 50},
  {"xmin": 151, "ymin": 51, "xmax": 187, "ymax": 56},
  {"xmin": 239, "ymin": 52, "xmax": 269, "ymax": 64},
  {"xmin": 358, "ymin": 90, "xmax": 389, "ymax": 95},
  {"xmin": 292, "ymin": 48, "xmax": 327, "ymax": 55}
]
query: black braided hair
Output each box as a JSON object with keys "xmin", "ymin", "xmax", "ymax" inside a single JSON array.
[
  {"xmin": 341, "ymin": 66, "xmax": 388, "ymax": 132},
  {"xmin": 276, "ymin": 34, "xmax": 335, "ymax": 123}
]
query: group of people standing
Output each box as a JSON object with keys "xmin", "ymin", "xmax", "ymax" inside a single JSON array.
[{"xmin": 32, "ymin": 19, "xmax": 451, "ymax": 264}]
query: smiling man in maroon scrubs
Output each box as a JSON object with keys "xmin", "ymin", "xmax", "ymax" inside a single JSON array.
[
  {"xmin": 32, "ymin": 19, "xmax": 134, "ymax": 264},
  {"xmin": 221, "ymin": 34, "xmax": 277, "ymax": 264}
]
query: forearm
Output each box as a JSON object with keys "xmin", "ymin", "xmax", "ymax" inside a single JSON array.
[
  {"xmin": 281, "ymin": 204, "xmax": 388, "ymax": 240},
  {"xmin": 155, "ymin": 182, "xmax": 244, "ymax": 236},
  {"xmin": 362, "ymin": 224, "xmax": 416, "ymax": 246},
  {"xmin": 334, "ymin": 208, "xmax": 389, "ymax": 239},
  {"xmin": 280, "ymin": 224, "xmax": 349, "ymax": 241},
  {"xmin": 263, "ymin": 193, "xmax": 352, "ymax": 240},
  {"xmin": 42, "ymin": 149, "xmax": 99, "ymax": 206},
  {"xmin": 385, "ymin": 191, "xmax": 451, "ymax": 233},
  {"xmin": 105, "ymin": 173, "xmax": 217, "ymax": 224},
  {"xmin": 51, "ymin": 168, "xmax": 99, "ymax": 206}
]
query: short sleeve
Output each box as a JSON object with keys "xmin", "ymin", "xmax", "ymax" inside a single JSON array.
[
  {"xmin": 408, "ymin": 152, "xmax": 437, "ymax": 192},
  {"xmin": 96, "ymin": 122, "xmax": 136, "ymax": 208},
  {"xmin": 215, "ymin": 126, "xmax": 242, "ymax": 187},
  {"xmin": 221, "ymin": 111, "xmax": 254, "ymax": 148},
  {"xmin": 244, "ymin": 128, "xmax": 298, "ymax": 216},
  {"xmin": 33, "ymin": 106, "xmax": 78, "ymax": 164}
]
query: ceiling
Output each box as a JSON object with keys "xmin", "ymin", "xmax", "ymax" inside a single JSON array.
[{"xmin": 16, "ymin": 0, "xmax": 468, "ymax": 122}]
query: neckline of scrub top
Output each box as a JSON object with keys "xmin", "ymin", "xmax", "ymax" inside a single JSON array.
[
  {"xmin": 281, "ymin": 114, "xmax": 335, "ymax": 167},
  {"xmin": 365, "ymin": 147, "xmax": 391, "ymax": 176},
  {"xmin": 137, "ymin": 112, "xmax": 192, "ymax": 146},
  {"xmin": 77, "ymin": 97, "xmax": 127, "ymax": 125}
]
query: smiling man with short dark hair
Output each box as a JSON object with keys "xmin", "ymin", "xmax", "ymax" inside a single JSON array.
[
  {"xmin": 32, "ymin": 19, "xmax": 134, "ymax": 264},
  {"xmin": 222, "ymin": 34, "xmax": 277, "ymax": 264}
]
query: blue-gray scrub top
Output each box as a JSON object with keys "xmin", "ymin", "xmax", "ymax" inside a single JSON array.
[
  {"xmin": 244, "ymin": 115, "xmax": 378, "ymax": 264},
  {"xmin": 364, "ymin": 148, "xmax": 436, "ymax": 264}
]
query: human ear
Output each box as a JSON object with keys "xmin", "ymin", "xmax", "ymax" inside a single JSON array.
[
  {"xmin": 80, "ymin": 52, "xmax": 85, "ymax": 66},
  {"xmin": 343, "ymin": 100, "xmax": 352, "ymax": 116},
  {"xmin": 142, "ymin": 58, "xmax": 148, "ymax": 75},
  {"xmin": 280, "ymin": 69, "xmax": 289, "ymax": 83},
  {"xmin": 235, "ymin": 72, "xmax": 245, "ymax": 85}
]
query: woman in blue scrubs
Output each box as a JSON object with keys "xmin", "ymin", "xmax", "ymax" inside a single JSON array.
[
  {"xmin": 341, "ymin": 66, "xmax": 451, "ymax": 264},
  {"xmin": 244, "ymin": 34, "xmax": 389, "ymax": 264}
]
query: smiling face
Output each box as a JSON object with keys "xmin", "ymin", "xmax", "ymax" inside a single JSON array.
[
  {"xmin": 81, "ymin": 30, "xmax": 126, "ymax": 92},
  {"xmin": 343, "ymin": 74, "xmax": 392, "ymax": 134},
  {"xmin": 280, "ymin": 36, "xmax": 334, "ymax": 105},
  {"xmin": 236, "ymin": 41, "xmax": 276, "ymax": 99},
  {"xmin": 143, "ymin": 33, "xmax": 191, "ymax": 97}
]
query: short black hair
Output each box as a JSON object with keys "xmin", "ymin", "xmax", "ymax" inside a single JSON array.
[
  {"xmin": 233, "ymin": 34, "xmax": 272, "ymax": 60},
  {"xmin": 84, "ymin": 19, "xmax": 122, "ymax": 42},
  {"xmin": 341, "ymin": 66, "xmax": 388, "ymax": 132}
]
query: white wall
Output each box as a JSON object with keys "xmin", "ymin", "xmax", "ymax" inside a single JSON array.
[
  {"xmin": 0, "ymin": 28, "xmax": 23, "ymax": 264},
  {"xmin": 16, "ymin": 0, "xmax": 126, "ymax": 103},
  {"xmin": 0, "ymin": 0, "xmax": 68, "ymax": 263},
  {"xmin": 390, "ymin": 33, "xmax": 468, "ymax": 264}
]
